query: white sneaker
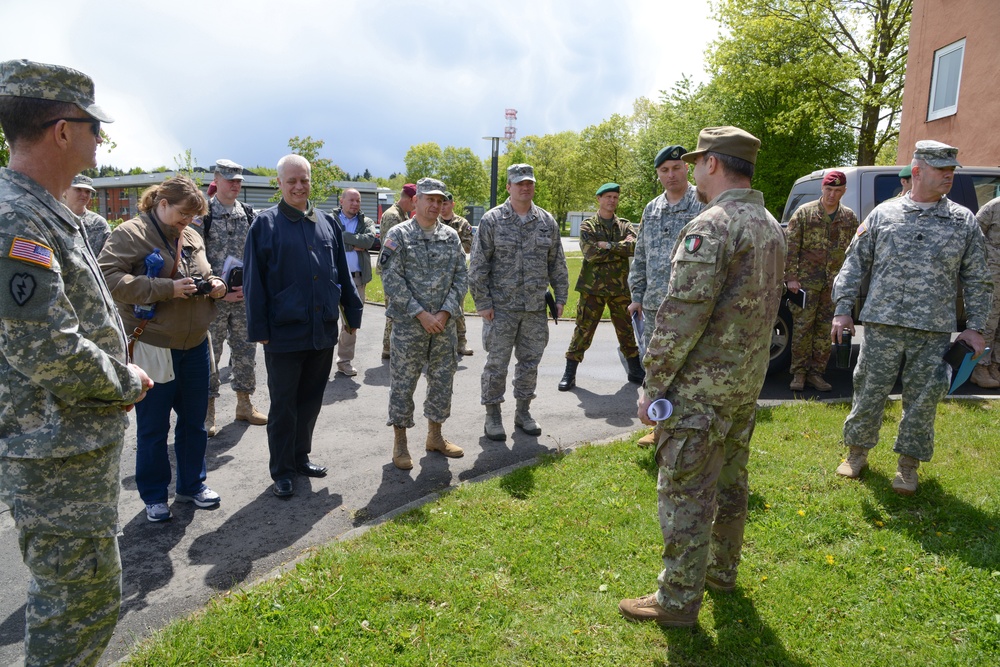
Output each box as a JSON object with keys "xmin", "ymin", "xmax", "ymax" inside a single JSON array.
[
  {"xmin": 174, "ymin": 487, "xmax": 221, "ymax": 508},
  {"xmin": 145, "ymin": 503, "xmax": 171, "ymax": 522}
]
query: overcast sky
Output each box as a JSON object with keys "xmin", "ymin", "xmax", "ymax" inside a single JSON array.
[{"xmin": 4, "ymin": 0, "xmax": 719, "ymax": 177}]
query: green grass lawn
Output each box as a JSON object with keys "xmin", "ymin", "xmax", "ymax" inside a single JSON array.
[
  {"xmin": 367, "ymin": 251, "xmax": 613, "ymax": 321},
  {"xmin": 124, "ymin": 401, "xmax": 1000, "ymax": 666}
]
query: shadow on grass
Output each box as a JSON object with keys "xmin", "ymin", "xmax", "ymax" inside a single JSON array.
[
  {"xmin": 653, "ymin": 590, "xmax": 808, "ymax": 667},
  {"xmin": 497, "ymin": 454, "xmax": 561, "ymax": 500},
  {"xmin": 861, "ymin": 473, "xmax": 1000, "ymax": 571}
]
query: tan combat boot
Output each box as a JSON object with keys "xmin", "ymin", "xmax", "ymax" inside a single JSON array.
[
  {"xmin": 514, "ymin": 399, "xmax": 542, "ymax": 435},
  {"xmin": 970, "ymin": 364, "xmax": 1000, "ymax": 389},
  {"xmin": 892, "ymin": 455, "xmax": 920, "ymax": 495},
  {"xmin": 988, "ymin": 363, "xmax": 1000, "ymax": 383},
  {"xmin": 484, "ymin": 404, "xmax": 506, "ymax": 441},
  {"xmin": 835, "ymin": 446, "xmax": 869, "ymax": 478},
  {"xmin": 789, "ymin": 373, "xmax": 806, "ymax": 391},
  {"xmin": 426, "ymin": 420, "xmax": 464, "ymax": 457},
  {"xmin": 806, "ymin": 373, "xmax": 832, "ymax": 392},
  {"xmin": 206, "ymin": 398, "xmax": 217, "ymax": 438},
  {"xmin": 392, "ymin": 426, "xmax": 412, "ymax": 470},
  {"xmin": 235, "ymin": 392, "xmax": 268, "ymax": 425},
  {"xmin": 637, "ymin": 428, "xmax": 656, "ymax": 448}
]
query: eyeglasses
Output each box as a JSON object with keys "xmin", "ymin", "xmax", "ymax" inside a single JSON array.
[{"xmin": 41, "ymin": 117, "xmax": 101, "ymax": 138}]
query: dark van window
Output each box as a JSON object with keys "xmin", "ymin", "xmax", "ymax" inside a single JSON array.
[
  {"xmin": 971, "ymin": 176, "xmax": 1000, "ymax": 211},
  {"xmin": 782, "ymin": 193, "xmax": 818, "ymax": 224},
  {"xmin": 874, "ymin": 175, "xmax": 901, "ymax": 207}
]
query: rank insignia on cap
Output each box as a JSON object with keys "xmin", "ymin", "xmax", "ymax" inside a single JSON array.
[
  {"xmin": 10, "ymin": 273, "xmax": 36, "ymax": 306},
  {"xmin": 9, "ymin": 237, "xmax": 53, "ymax": 268},
  {"xmin": 684, "ymin": 234, "xmax": 703, "ymax": 253}
]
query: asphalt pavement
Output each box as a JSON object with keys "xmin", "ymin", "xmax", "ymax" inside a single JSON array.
[{"xmin": 0, "ymin": 300, "xmax": 995, "ymax": 665}]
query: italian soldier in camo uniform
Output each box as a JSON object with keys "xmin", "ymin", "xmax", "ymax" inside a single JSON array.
[
  {"xmin": 197, "ymin": 159, "xmax": 266, "ymax": 436},
  {"xmin": 628, "ymin": 144, "xmax": 704, "ymax": 447},
  {"xmin": 619, "ymin": 127, "xmax": 786, "ymax": 629},
  {"xmin": 469, "ymin": 163, "xmax": 569, "ymax": 441},
  {"xmin": 381, "ymin": 178, "xmax": 468, "ymax": 469},
  {"xmin": 784, "ymin": 170, "xmax": 857, "ymax": 392},
  {"xmin": 439, "ymin": 190, "xmax": 475, "ymax": 356},
  {"xmin": 0, "ymin": 59, "xmax": 153, "ymax": 667},
  {"xmin": 558, "ymin": 182, "xmax": 643, "ymax": 391},
  {"xmin": 832, "ymin": 141, "xmax": 991, "ymax": 495}
]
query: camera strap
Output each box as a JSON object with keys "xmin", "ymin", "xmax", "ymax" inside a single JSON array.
[{"xmin": 128, "ymin": 233, "xmax": 182, "ymax": 362}]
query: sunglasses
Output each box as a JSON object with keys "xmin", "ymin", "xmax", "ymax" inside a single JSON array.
[{"xmin": 41, "ymin": 117, "xmax": 101, "ymax": 138}]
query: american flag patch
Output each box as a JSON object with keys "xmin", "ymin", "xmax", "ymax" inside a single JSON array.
[
  {"xmin": 383, "ymin": 237, "xmax": 398, "ymax": 251},
  {"xmin": 9, "ymin": 237, "xmax": 53, "ymax": 268}
]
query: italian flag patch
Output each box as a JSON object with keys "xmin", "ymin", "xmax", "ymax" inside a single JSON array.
[{"xmin": 684, "ymin": 235, "xmax": 703, "ymax": 253}]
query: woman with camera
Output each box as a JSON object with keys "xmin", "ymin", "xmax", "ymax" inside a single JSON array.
[{"xmin": 99, "ymin": 175, "xmax": 227, "ymax": 523}]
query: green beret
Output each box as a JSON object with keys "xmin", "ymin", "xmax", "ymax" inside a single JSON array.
[
  {"xmin": 898, "ymin": 165, "xmax": 912, "ymax": 178},
  {"xmin": 596, "ymin": 182, "xmax": 620, "ymax": 196},
  {"xmin": 654, "ymin": 145, "xmax": 687, "ymax": 168}
]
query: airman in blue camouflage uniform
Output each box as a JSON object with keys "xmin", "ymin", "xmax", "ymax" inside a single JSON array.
[
  {"xmin": 381, "ymin": 178, "xmax": 468, "ymax": 469},
  {"xmin": 469, "ymin": 164, "xmax": 569, "ymax": 441},
  {"xmin": 832, "ymin": 141, "xmax": 992, "ymax": 495},
  {"xmin": 197, "ymin": 159, "xmax": 266, "ymax": 436},
  {"xmin": 619, "ymin": 127, "xmax": 785, "ymax": 628},
  {"xmin": 0, "ymin": 59, "xmax": 152, "ymax": 667}
]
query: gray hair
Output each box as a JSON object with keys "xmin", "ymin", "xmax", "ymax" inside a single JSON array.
[{"xmin": 277, "ymin": 154, "xmax": 311, "ymax": 179}]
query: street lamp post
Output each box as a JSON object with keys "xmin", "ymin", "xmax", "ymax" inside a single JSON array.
[{"xmin": 482, "ymin": 136, "xmax": 501, "ymax": 209}]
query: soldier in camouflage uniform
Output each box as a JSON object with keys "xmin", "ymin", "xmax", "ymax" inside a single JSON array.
[
  {"xmin": 784, "ymin": 170, "xmax": 857, "ymax": 392},
  {"xmin": 559, "ymin": 182, "xmax": 642, "ymax": 391},
  {"xmin": 63, "ymin": 174, "xmax": 112, "ymax": 253},
  {"xmin": 469, "ymin": 164, "xmax": 569, "ymax": 440},
  {"xmin": 628, "ymin": 145, "xmax": 704, "ymax": 447},
  {"xmin": 198, "ymin": 159, "xmax": 266, "ymax": 436},
  {"xmin": 0, "ymin": 59, "xmax": 152, "ymax": 667},
  {"xmin": 377, "ymin": 183, "xmax": 416, "ymax": 359},
  {"xmin": 439, "ymin": 191, "xmax": 475, "ymax": 356},
  {"xmin": 971, "ymin": 195, "xmax": 1000, "ymax": 388},
  {"xmin": 619, "ymin": 127, "xmax": 785, "ymax": 628},
  {"xmin": 381, "ymin": 178, "xmax": 468, "ymax": 469},
  {"xmin": 832, "ymin": 141, "xmax": 992, "ymax": 495}
]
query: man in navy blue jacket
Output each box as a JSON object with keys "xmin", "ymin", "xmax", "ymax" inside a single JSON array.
[{"xmin": 244, "ymin": 154, "xmax": 364, "ymax": 497}]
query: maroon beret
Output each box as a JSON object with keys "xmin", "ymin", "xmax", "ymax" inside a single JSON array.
[
  {"xmin": 402, "ymin": 183, "xmax": 417, "ymax": 197},
  {"xmin": 822, "ymin": 171, "xmax": 847, "ymax": 187}
]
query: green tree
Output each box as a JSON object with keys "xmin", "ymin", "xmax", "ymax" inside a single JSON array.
[
  {"xmin": 712, "ymin": 0, "xmax": 911, "ymax": 166},
  {"xmin": 403, "ymin": 142, "xmax": 443, "ymax": 183},
  {"xmin": 507, "ymin": 132, "xmax": 589, "ymax": 229},
  {"xmin": 1, "ymin": 126, "xmax": 9, "ymax": 167},
  {"xmin": 439, "ymin": 146, "xmax": 489, "ymax": 210}
]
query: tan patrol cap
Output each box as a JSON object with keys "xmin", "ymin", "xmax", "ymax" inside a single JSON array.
[{"xmin": 682, "ymin": 126, "xmax": 760, "ymax": 166}]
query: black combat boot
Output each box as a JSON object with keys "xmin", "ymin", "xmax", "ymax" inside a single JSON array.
[
  {"xmin": 626, "ymin": 356, "xmax": 645, "ymax": 384},
  {"xmin": 558, "ymin": 359, "xmax": 578, "ymax": 391}
]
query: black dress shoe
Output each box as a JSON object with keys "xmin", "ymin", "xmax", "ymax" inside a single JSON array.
[
  {"xmin": 297, "ymin": 461, "xmax": 328, "ymax": 477},
  {"xmin": 272, "ymin": 478, "xmax": 294, "ymax": 497}
]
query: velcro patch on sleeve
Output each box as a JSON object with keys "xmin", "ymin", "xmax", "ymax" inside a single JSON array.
[{"xmin": 9, "ymin": 237, "xmax": 53, "ymax": 268}]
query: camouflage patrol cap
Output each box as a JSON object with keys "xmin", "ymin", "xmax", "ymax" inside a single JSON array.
[
  {"xmin": 596, "ymin": 182, "xmax": 620, "ymax": 196},
  {"xmin": 898, "ymin": 165, "xmax": 912, "ymax": 179},
  {"xmin": 71, "ymin": 174, "xmax": 96, "ymax": 192},
  {"xmin": 0, "ymin": 59, "xmax": 113, "ymax": 123},
  {"xmin": 444, "ymin": 191, "xmax": 454, "ymax": 201},
  {"xmin": 654, "ymin": 145, "xmax": 687, "ymax": 168},
  {"xmin": 416, "ymin": 177, "xmax": 447, "ymax": 197},
  {"xmin": 215, "ymin": 158, "xmax": 244, "ymax": 181},
  {"xmin": 683, "ymin": 126, "xmax": 760, "ymax": 165},
  {"xmin": 507, "ymin": 163, "xmax": 536, "ymax": 184},
  {"xmin": 913, "ymin": 140, "xmax": 961, "ymax": 168}
]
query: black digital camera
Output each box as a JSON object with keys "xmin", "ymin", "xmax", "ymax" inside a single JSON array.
[{"xmin": 190, "ymin": 275, "xmax": 214, "ymax": 295}]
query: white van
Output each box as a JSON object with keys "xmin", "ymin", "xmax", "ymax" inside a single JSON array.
[{"xmin": 768, "ymin": 165, "xmax": 1000, "ymax": 373}]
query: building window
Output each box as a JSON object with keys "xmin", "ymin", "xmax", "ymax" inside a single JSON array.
[{"xmin": 927, "ymin": 38, "xmax": 965, "ymax": 121}]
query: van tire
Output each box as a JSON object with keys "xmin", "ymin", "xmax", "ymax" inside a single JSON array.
[{"xmin": 768, "ymin": 306, "xmax": 793, "ymax": 375}]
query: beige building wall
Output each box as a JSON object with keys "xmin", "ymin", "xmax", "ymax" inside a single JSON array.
[{"xmin": 897, "ymin": 0, "xmax": 1000, "ymax": 166}]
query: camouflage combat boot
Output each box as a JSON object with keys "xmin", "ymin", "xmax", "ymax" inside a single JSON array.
[
  {"xmin": 206, "ymin": 398, "xmax": 217, "ymax": 438},
  {"xmin": 626, "ymin": 356, "xmax": 645, "ymax": 385},
  {"xmin": 835, "ymin": 446, "xmax": 868, "ymax": 478},
  {"xmin": 892, "ymin": 454, "xmax": 920, "ymax": 495},
  {"xmin": 236, "ymin": 392, "xmax": 268, "ymax": 425},
  {"xmin": 558, "ymin": 360, "xmax": 578, "ymax": 391},
  {"xmin": 426, "ymin": 420, "xmax": 464, "ymax": 457},
  {"xmin": 392, "ymin": 426, "xmax": 412, "ymax": 470},
  {"xmin": 484, "ymin": 404, "xmax": 506, "ymax": 441},
  {"xmin": 970, "ymin": 364, "xmax": 1000, "ymax": 388},
  {"xmin": 789, "ymin": 373, "xmax": 806, "ymax": 391},
  {"xmin": 989, "ymin": 363, "xmax": 1000, "ymax": 383},
  {"xmin": 514, "ymin": 399, "xmax": 542, "ymax": 436}
]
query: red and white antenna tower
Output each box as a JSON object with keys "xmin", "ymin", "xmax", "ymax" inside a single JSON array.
[{"xmin": 504, "ymin": 108, "xmax": 517, "ymax": 142}]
